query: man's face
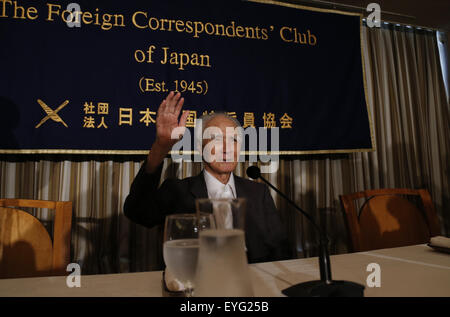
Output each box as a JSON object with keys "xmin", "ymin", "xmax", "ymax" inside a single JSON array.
[{"xmin": 202, "ymin": 115, "xmax": 240, "ymax": 174}]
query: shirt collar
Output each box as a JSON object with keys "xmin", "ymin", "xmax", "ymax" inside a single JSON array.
[{"xmin": 203, "ymin": 169, "xmax": 236, "ymax": 199}]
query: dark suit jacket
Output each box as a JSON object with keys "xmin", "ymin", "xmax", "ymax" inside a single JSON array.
[{"xmin": 124, "ymin": 163, "xmax": 289, "ymax": 263}]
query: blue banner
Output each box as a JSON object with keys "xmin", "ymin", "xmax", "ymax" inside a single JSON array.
[{"xmin": 0, "ymin": 0, "xmax": 373, "ymax": 154}]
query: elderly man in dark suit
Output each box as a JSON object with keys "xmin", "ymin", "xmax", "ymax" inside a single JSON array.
[{"xmin": 124, "ymin": 92, "xmax": 289, "ymax": 263}]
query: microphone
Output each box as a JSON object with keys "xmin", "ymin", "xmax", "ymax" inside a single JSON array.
[{"xmin": 246, "ymin": 165, "xmax": 365, "ymax": 297}]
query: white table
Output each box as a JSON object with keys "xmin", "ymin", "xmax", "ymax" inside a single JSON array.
[{"xmin": 0, "ymin": 244, "xmax": 449, "ymax": 297}]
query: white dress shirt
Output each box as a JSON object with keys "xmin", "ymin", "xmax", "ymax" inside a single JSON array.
[
  {"xmin": 203, "ymin": 169, "xmax": 236, "ymax": 229},
  {"xmin": 203, "ymin": 169, "xmax": 236, "ymax": 199}
]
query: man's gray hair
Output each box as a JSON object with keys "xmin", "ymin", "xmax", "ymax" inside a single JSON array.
[
  {"xmin": 200, "ymin": 111, "xmax": 241, "ymax": 130},
  {"xmin": 194, "ymin": 111, "xmax": 243, "ymax": 152}
]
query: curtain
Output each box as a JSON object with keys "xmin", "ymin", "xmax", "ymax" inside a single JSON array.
[{"xmin": 1, "ymin": 24, "xmax": 449, "ymax": 274}]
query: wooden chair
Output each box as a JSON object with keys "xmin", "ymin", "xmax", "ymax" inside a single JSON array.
[
  {"xmin": 0, "ymin": 199, "xmax": 72, "ymax": 278},
  {"xmin": 340, "ymin": 189, "xmax": 440, "ymax": 252}
]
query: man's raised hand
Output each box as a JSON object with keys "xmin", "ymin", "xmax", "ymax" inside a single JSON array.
[
  {"xmin": 145, "ymin": 92, "xmax": 189, "ymax": 173},
  {"xmin": 155, "ymin": 91, "xmax": 189, "ymax": 149}
]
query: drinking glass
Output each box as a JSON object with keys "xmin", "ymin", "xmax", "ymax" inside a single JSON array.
[
  {"xmin": 194, "ymin": 198, "xmax": 254, "ymax": 297},
  {"xmin": 195, "ymin": 198, "xmax": 246, "ymax": 230},
  {"xmin": 163, "ymin": 213, "xmax": 214, "ymax": 297},
  {"xmin": 194, "ymin": 228, "xmax": 254, "ymax": 297}
]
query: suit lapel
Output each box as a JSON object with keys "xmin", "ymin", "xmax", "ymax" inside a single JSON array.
[
  {"xmin": 189, "ymin": 171, "xmax": 209, "ymax": 199},
  {"xmin": 233, "ymin": 174, "xmax": 247, "ymax": 199}
]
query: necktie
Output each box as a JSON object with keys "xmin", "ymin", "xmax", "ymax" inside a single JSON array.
[
  {"xmin": 216, "ymin": 184, "xmax": 247, "ymax": 251},
  {"xmin": 220, "ymin": 184, "xmax": 234, "ymax": 199},
  {"xmin": 213, "ymin": 184, "xmax": 234, "ymax": 229}
]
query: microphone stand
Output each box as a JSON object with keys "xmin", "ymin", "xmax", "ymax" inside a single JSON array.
[{"xmin": 248, "ymin": 167, "xmax": 364, "ymax": 297}]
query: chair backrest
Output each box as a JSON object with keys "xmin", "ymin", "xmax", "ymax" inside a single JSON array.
[
  {"xmin": 340, "ymin": 189, "xmax": 440, "ymax": 252},
  {"xmin": 0, "ymin": 199, "xmax": 72, "ymax": 278}
]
